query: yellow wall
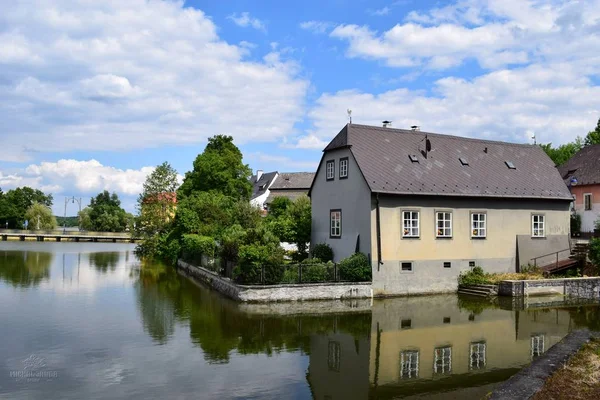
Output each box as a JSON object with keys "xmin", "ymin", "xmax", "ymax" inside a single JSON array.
[{"xmin": 372, "ymin": 195, "xmax": 570, "ymax": 262}]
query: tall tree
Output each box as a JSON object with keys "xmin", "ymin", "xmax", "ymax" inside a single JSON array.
[
  {"xmin": 0, "ymin": 187, "xmax": 54, "ymax": 228},
  {"xmin": 88, "ymin": 191, "xmax": 129, "ymax": 232},
  {"xmin": 541, "ymin": 140, "xmax": 583, "ymax": 166},
  {"xmin": 24, "ymin": 203, "xmax": 57, "ymax": 230},
  {"xmin": 137, "ymin": 162, "xmax": 179, "ymax": 236},
  {"xmin": 584, "ymin": 118, "xmax": 600, "ymax": 146},
  {"xmin": 178, "ymin": 135, "xmax": 252, "ymax": 200}
]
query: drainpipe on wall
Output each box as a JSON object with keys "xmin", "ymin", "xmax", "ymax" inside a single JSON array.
[{"xmin": 376, "ymin": 193, "xmax": 383, "ymax": 271}]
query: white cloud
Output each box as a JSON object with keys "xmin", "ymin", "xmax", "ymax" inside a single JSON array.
[
  {"xmin": 299, "ymin": 21, "xmax": 333, "ymax": 34},
  {"xmin": 0, "ymin": 1, "xmax": 307, "ymax": 161},
  {"xmin": 248, "ymin": 153, "xmax": 319, "ymax": 171},
  {"xmin": 330, "ymin": 0, "xmax": 600, "ymax": 71},
  {"xmin": 306, "ymin": 64, "xmax": 600, "ymax": 149},
  {"xmin": 227, "ymin": 12, "xmax": 267, "ymax": 32},
  {"xmin": 368, "ymin": 7, "xmax": 391, "ymax": 16}
]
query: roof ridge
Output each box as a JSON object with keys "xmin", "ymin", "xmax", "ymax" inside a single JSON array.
[{"xmin": 348, "ymin": 123, "xmax": 536, "ymax": 148}]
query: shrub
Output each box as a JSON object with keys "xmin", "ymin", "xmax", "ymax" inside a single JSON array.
[
  {"xmin": 589, "ymin": 238, "xmax": 600, "ymax": 274},
  {"xmin": 237, "ymin": 244, "xmax": 285, "ymax": 284},
  {"xmin": 312, "ymin": 243, "xmax": 334, "ymax": 263},
  {"xmin": 338, "ymin": 253, "xmax": 371, "ymax": 282},
  {"xmin": 135, "ymin": 232, "xmax": 181, "ymax": 265},
  {"xmin": 181, "ymin": 234, "xmax": 216, "ymax": 263},
  {"xmin": 457, "ymin": 266, "xmax": 492, "ymax": 286},
  {"xmin": 571, "ymin": 213, "xmax": 582, "ymax": 235}
]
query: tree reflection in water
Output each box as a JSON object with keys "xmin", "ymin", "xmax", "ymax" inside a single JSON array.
[
  {"xmin": 0, "ymin": 251, "xmax": 53, "ymax": 287},
  {"xmin": 89, "ymin": 252, "xmax": 120, "ymax": 273}
]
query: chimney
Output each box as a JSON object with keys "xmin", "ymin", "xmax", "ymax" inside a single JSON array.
[
  {"xmin": 411, "ymin": 125, "xmax": 420, "ymax": 131},
  {"xmin": 256, "ymin": 170, "xmax": 263, "ymax": 181},
  {"xmin": 382, "ymin": 120, "xmax": 392, "ymax": 128}
]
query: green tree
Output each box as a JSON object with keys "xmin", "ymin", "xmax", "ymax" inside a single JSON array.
[
  {"xmin": 541, "ymin": 140, "xmax": 583, "ymax": 166},
  {"xmin": 268, "ymin": 197, "xmax": 292, "ymax": 219},
  {"xmin": 87, "ymin": 191, "xmax": 129, "ymax": 232},
  {"xmin": 0, "ymin": 187, "xmax": 54, "ymax": 228},
  {"xmin": 174, "ymin": 192, "xmax": 233, "ymax": 238},
  {"xmin": 267, "ymin": 196, "xmax": 312, "ymax": 257},
  {"xmin": 137, "ymin": 162, "xmax": 179, "ymax": 236},
  {"xmin": 24, "ymin": 203, "xmax": 57, "ymax": 230},
  {"xmin": 178, "ymin": 135, "xmax": 252, "ymax": 200},
  {"xmin": 584, "ymin": 118, "xmax": 600, "ymax": 146},
  {"xmin": 78, "ymin": 207, "xmax": 93, "ymax": 231}
]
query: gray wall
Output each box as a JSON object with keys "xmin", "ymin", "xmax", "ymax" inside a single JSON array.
[{"xmin": 311, "ymin": 148, "xmax": 372, "ymax": 262}]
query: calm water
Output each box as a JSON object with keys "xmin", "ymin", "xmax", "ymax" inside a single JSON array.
[{"xmin": 1, "ymin": 243, "xmax": 599, "ymax": 400}]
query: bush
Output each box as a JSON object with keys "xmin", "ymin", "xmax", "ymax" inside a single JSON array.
[
  {"xmin": 312, "ymin": 243, "xmax": 334, "ymax": 263},
  {"xmin": 571, "ymin": 213, "xmax": 582, "ymax": 235},
  {"xmin": 135, "ymin": 232, "xmax": 181, "ymax": 265},
  {"xmin": 181, "ymin": 234, "xmax": 216, "ymax": 263},
  {"xmin": 236, "ymin": 244, "xmax": 285, "ymax": 284},
  {"xmin": 589, "ymin": 238, "xmax": 600, "ymax": 274},
  {"xmin": 338, "ymin": 253, "xmax": 371, "ymax": 282},
  {"xmin": 457, "ymin": 266, "xmax": 492, "ymax": 286}
]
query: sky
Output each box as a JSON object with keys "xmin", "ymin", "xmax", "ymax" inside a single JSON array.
[{"xmin": 1, "ymin": 0, "xmax": 599, "ymax": 215}]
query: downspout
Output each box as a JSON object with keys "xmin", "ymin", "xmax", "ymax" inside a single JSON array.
[{"xmin": 376, "ymin": 193, "xmax": 383, "ymax": 271}]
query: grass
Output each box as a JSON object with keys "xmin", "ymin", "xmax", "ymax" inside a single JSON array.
[
  {"xmin": 458, "ymin": 267, "xmax": 545, "ymax": 286},
  {"xmin": 532, "ymin": 338, "xmax": 600, "ymax": 400}
]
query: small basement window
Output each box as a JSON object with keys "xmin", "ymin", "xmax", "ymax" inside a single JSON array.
[
  {"xmin": 505, "ymin": 161, "xmax": 516, "ymax": 169},
  {"xmin": 469, "ymin": 261, "xmax": 476, "ymax": 268},
  {"xmin": 409, "ymin": 155, "xmax": 419, "ymax": 163},
  {"xmin": 401, "ymin": 319, "xmax": 412, "ymax": 329},
  {"xmin": 444, "ymin": 262, "xmax": 451, "ymax": 268},
  {"xmin": 401, "ymin": 262, "xmax": 413, "ymax": 272},
  {"xmin": 459, "ymin": 157, "xmax": 469, "ymax": 166}
]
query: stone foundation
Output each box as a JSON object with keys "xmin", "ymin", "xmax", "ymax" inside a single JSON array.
[
  {"xmin": 177, "ymin": 260, "xmax": 373, "ymax": 303},
  {"xmin": 499, "ymin": 277, "xmax": 600, "ymax": 300}
]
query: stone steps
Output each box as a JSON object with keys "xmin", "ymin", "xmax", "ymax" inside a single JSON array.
[{"xmin": 458, "ymin": 284, "xmax": 498, "ymax": 297}]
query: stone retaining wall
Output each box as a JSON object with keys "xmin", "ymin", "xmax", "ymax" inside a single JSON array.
[
  {"xmin": 499, "ymin": 277, "xmax": 600, "ymax": 299},
  {"xmin": 177, "ymin": 260, "xmax": 373, "ymax": 303}
]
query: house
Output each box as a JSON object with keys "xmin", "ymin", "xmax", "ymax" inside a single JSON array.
[
  {"xmin": 265, "ymin": 172, "xmax": 315, "ymax": 207},
  {"xmin": 141, "ymin": 192, "xmax": 177, "ymax": 223},
  {"xmin": 309, "ymin": 123, "xmax": 573, "ymax": 296},
  {"xmin": 250, "ymin": 170, "xmax": 278, "ymax": 210},
  {"xmin": 557, "ymin": 144, "xmax": 600, "ymax": 233}
]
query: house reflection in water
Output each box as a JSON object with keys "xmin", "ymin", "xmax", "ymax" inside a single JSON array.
[{"xmin": 307, "ymin": 295, "xmax": 576, "ymax": 399}]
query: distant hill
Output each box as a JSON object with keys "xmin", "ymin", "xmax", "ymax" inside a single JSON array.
[{"xmin": 55, "ymin": 216, "xmax": 79, "ymax": 227}]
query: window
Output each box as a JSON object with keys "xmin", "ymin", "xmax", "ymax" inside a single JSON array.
[
  {"xmin": 532, "ymin": 215, "xmax": 545, "ymax": 237},
  {"xmin": 339, "ymin": 157, "xmax": 348, "ymax": 179},
  {"xmin": 436, "ymin": 212, "xmax": 452, "ymax": 238},
  {"xmin": 443, "ymin": 317, "xmax": 451, "ymax": 324},
  {"xmin": 434, "ymin": 347, "xmax": 452, "ymax": 375},
  {"xmin": 328, "ymin": 341, "xmax": 341, "ymax": 372},
  {"xmin": 402, "ymin": 211, "xmax": 420, "ymax": 238},
  {"xmin": 471, "ymin": 213, "xmax": 487, "ymax": 238},
  {"xmin": 505, "ymin": 161, "xmax": 516, "ymax": 169},
  {"xmin": 326, "ymin": 160, "xmax": 335, "ymax": 181},
  {"xmin": 584, "ymin": 193, "xmax": 592, "ymax": 210},
  {"xmin": 459, "ymin": 157, "xmax": 469, "ymax": 166},
  {"xmin": 409, "ymin": 155, "xmax": 419, "ymax": 163},
  {"xmin": 330, "ymin": 210, "xmax": 341, "ymax": 238},
  {"xmin": 401, "ymin": 319, "xmax": 412, "ymax": 329},
  {"xmin": 400, "ymin": 350, "xmax": 419, "ymax": 379},
  {"xmin": 469, "ymin": 341, "xmax": 486, "ymax": 370},
  {"xmin": 531, "ymin": 335, "xmax": 545, "ymax": 359},
  {"xmin": 401, "ymin": 262, "xmax": 413, "ymax": 272},
  {"xmin": 469, "ymin": 261, "xmax": 476, "ymax": 268},
  {"xmin": 443, "ymin": 262, "xmax": 451, "ymax": 268}
]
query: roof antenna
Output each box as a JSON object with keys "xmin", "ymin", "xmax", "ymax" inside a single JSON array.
[
  {"xmin": 532, "ymin": 133, "xmax": 537, "ymax": 145},
  {"xmin": 382, "ymin": 120, "xmax": 392, "ymax": 128},
  {"xmin": 347, "ymin": 109, "xmax": 352, "ymax": 124}
]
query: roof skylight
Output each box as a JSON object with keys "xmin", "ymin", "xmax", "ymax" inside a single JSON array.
[
  {"xmin": 459, "ymin": 157, "xmax": 469, "ymax": 166},
  {"xmin": 505, "ymin": 161, "xmax": 516, "ymax": 170}
]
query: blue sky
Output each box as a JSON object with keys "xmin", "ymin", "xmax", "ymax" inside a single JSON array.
[{"xmin": 1, "ymin": 0, "xmax": 599, "ymax": 214}]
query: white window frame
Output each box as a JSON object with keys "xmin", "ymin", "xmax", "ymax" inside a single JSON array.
[
  {"xmin": 339, "ymin": 158, "xmax": 348, "ymax": 179},
  {"xmin": 330, "ymin": 210, "xmax": 341, "ymax": 238},
  {"xmin": 402, "ymin": 211, "xmax": 420, "ymax": 238},
  {"xmin": 400, "ymin": 350, "xmax": 419, "ymax": 379},
  {"xmin": 436, "ymin": 211, "xmax": 453, "ymax": 238},
  {"xmin": 469, "ymin": 341, "xmax": 486, "ymax": 370},
  {"xmin": 532, "ymin": 214, "xmax": 545, "ymax": 238},
  {"xmin": 471, "ymin": 213, "xmax": 487, "ymax": 238},
  {"xmin": 531, "ymin": 335, "xmax": 545, "ymax": 359},
  {"xmin": 434, "ymin": 346, "xmax": 452, "ymax": 375},
  {"xmin": 584, "ymin": 193, "xmax": 592, "ymax": 211},
  {"xmin": 326, "ymin": 160, "xmax": 335, "ymax": 180}
]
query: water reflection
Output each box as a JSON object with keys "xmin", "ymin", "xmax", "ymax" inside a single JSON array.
[
  {"xmin": 89, "ymin": 252, "xmax": 120, "ymax": 273},
  {"xmin": 0, "ymin": 250, "xmax": 53, "ymax": 287}
]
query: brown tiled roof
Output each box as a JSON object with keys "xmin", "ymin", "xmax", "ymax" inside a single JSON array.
[
  {"xmin": 321, "ymin": 124, "xmax": 572, "ymax": 200},
  {"xmin": 557, "ymin": 144, "xmax": 600, "ymax": 186},
  {"xmin": 270, "ymin": 172, "xmax": 315, "ymax": 190}
]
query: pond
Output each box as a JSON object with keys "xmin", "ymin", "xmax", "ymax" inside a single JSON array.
[{"xmin": 0, "ymin": 242, "xmax": 599, "ymax": 400}]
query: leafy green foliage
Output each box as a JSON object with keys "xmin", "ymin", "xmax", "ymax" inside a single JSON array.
[
  {"xmin": 181, "ymin": 234, "xmax": 216, "ymax": 264},
  {"xmin": 135, "ymin": 232, "xmax": 181, "ymax": 265},
  {"xmin": 87, "ymin": 191, "xmax": 130, "ymax": 232},
  {"xmin": 137, "ymin": 161, "xmax": 179, "ymax": 236},
  {"xmin": 268, "ymin": 197, "xmax": 292, "ymax": 219},
  {"xmin": 266, "ymin": 195, "xmax": 312, "ymax": 258},
  {"xmin": 178, "ymin": 135, "xmax": 252, "ymax": 200},
  {"xmin": 55, "ymin": 216, "xmax": 79, "ymax": 227},
  {"xmin": 24, "ymin": 203, "xmax": 57, "ymax": 230},
  {"xmin": 589, "ymin": 238, "xmax": 600, "ymax": 274},
  {"xmin": 312, "ymin": 243, "xmax": 334, "ymax": 262},
  {"xmin": 0, "ymin": 186, "xmax": 54, "ymax": 228},
  {"xmin": 571, "ymin": 212, "xmax": 582, "ymax": 235},
  {"xmin": 236, "ymin": 244, "xmax": 285, "ymax": 284},
  {"xmin": 174, "ymin": 192, "xmax": 233, "ymax": 238},
  {"xmin": 584, "ymin": 118, "xmax": 600, "ymax": 147},
  {"xmin": 78, "ymin": 207, "xmax": 93, "ymax": 231},
  {"xmin": 338, "ymin": 253, "xmax": 371, "ymax": 282},
  {"xmin": 458, "ymin": 266, "xmax": 492, "ymax": 285}
]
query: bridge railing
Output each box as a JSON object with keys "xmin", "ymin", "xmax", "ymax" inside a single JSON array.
[{"xmin": 0, "ymin": 229, "xmax": 133, "ymax": 237}]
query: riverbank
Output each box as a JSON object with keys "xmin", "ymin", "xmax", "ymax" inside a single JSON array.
[{"xmin": 532, "ymin": 337, "xmax": 600, "ymax": 400}]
